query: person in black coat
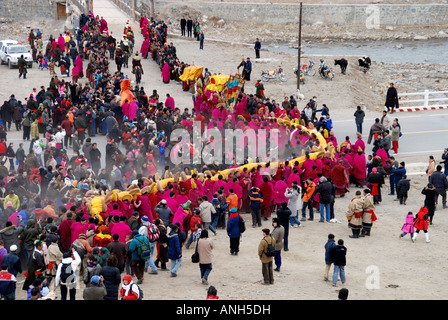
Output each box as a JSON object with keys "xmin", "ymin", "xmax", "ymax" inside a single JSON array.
[
  {"xmin": 354, "ymin": 106, "xmax": 365, "ymax": 134},
  {"xmin": 422, "ymin": 183, "xmax": 438, "ymax": 224},
  {"xmin": 99, "ymin": 253, "xmax": 121, "ymax": 300},
  {"xmin": 313, "ymin": 176, "xmax": 333, "ymax": 222},
  {"xmin": 1, "ymin": 101, "xmax": 13, "ymax": 131},
  {"xmin": 186, "ymin": 17, "xmax": 193, "ymax": 37},
  {"xmin": 330, "ymin": 239, "xmax": 347, "ymax": 287},
  {"xmin": 89, "ymin": 143, "xmax": 102, "ymax": 176},
  {"xmin": 180, "ymin": 16, "xmax": 187, "ymax": 36},
  {"xmin": 396, "ymin": 175, "xmax": 410, "ymax": 205},
  {"xmin": 385, "ymin": 83, "xmax": 399, "ymax": 113},
  {"xmin": 275, "ymin": 201, "xmax": 291, "ymax": 251},
  {"xmin": 429, "ymin": 165, "xmax": 448, "ymax": 209}
]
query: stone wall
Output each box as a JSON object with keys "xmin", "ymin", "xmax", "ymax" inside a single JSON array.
[
  {"xmin": 150, "ymin": 1, "xmax": 448, "ymax": 26},
  {"xmin": 0, "ymin": 0, "xmax": 55, "ymax": 20}
]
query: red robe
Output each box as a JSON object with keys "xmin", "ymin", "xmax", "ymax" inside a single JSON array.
[
  {"xmin": 58, "ymin": 218, "xmax": 73, "ymax": 252},
  {"xmin": 259, "ymin": 181, "xmax": 274, "ymax": 218}
]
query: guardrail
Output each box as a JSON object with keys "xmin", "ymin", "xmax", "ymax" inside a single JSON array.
[
  {"xmin": 68, "ymin": 0, "xmax": 90, "ymax": 15},
  {"xmin": 397, "ymin": 90, "xmax": 448, "ymax": 112},
  {"xmin": 110, "ymin": 0, "xmax": 142, "ymax": 21}
]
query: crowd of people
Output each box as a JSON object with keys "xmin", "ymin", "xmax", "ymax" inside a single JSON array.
[{"xmin": 0, "ymin": 8, "xmax": 446, "ymax": 301}]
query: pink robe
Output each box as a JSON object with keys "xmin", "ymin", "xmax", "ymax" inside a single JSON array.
[
  {"xmin": 122, "ymin": 102, "xmax": 130, "ymax": 118},
  {"xmin": 110, "ymin": 222, "xmax": 132, "ymax": 244},
  {"xmin": 302, "ymin": 158, "xmax": 315, "ymax": 180},
  {"xmin": 140, "ymin": 38, "xmax": 150, "ymax": 58},
  {"xmin": 172, "ymin": 207, "xmax": 189, "ymax": 231},
  {"xmin": 352, "ymin": 154, "xmax": 367, "ymax": 180},
  {"xmin": 273, "ymin": 180, "xmax": 289, "ymax": 205},
  {"xmin": 106, "ymin": 209, "xmax": 124, "ymax": 219},
  {"xmin": 118, "ymin": 200, "xmax": 134, "ymax": 219},
  {"xmin": 161, "ymin": 62, "xmax": 170, "ymax": 83},
  {"xmin": 175, "ymin": 194, "xmax": 190, "ymax": 207},
  {"xmin": 282, "ymin": 166, "xmax": 291, "ymax": 180},
  {"xmin": 189, "ymin": 189, "xmax": 204, "ymax": 210},
  {"xmin": 354, "ymin": 138, "xmax": 366, "ymax": 153},
  {"xmin": 75, "ymin": 55, "xmax": 83, "ymax": 78},
  {"xmin": 376, "ymin": 148, "xmax": 389, "ymax": 168},
  {"xmin": 128, "ymin": 100, "xmax": 138, "ymax": 121},
  {"xmin": 204, "ymin": 179, "xmax": 215, "ymax": 200},
  {"xmin": 136, "ymin": 195, "xmax": 153, "ymax": 223},
  {"xmin": 57, "ymin": 36, "xmax": 65, "ymax": 52},
  {"xmin": 100, "ymin": 19, "xmax": 108, "ymax": 34},
  {"xmin": 70, "ymin": 222, "xmax": 88, "ymax": 244},
  {"xmin": 286, "ymin": 173, "xmax": 301, "ymax": 187},
  {"xmin": 166, "ymin": 197, "xmax": 179, "ymax": 216},
  {"xmin": 165, "ymin": 96, "xmax": 175, "ymax": 111},
  {"xmin": 212, "ymin": 179, "xmax": 227, "ymax": 195}
]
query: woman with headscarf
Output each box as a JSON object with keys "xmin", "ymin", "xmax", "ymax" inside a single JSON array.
[
  {"xmin": 118, "ymin": 274, "xmax": 140, "ymax": 300},
  {"xmin": 412, "ymin": 206, "xmax": 430, "ymax": 243},
  {"xmin": 367, "ymin": 167, "xmax": 384, "ymax": 205}
]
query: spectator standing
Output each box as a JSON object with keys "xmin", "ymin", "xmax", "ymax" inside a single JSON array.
[
  {"xmin": 254, "ymin": 38, "xmax": 261, "ymax": 59},
  {"xmin": 257, "ymin": 228, "xmax": 276, "ymax": 285},
  {"xmin": 330, "ymin": 239, "xmax": 347, "ymax": 287}
]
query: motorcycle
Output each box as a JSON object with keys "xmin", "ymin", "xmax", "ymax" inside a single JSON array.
[
  {"xmin": 318, "ymin": 65, "xmax": 334, "ymax": 80},
  {"xmin": 261, "ymin": 66, "xmax": 287, "ymax": 82},
  {"xmin": 302, "ymin": 60, "xmax": 316, "ymax": 76},
  {"xmin": 293, "ymin": 68, "xmax": 305, "ymax": 84}
]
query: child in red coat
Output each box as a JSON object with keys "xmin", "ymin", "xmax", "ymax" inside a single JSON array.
[{"xmin": 118, "ymin": 275, "xmax": 140, "ymax": 300}]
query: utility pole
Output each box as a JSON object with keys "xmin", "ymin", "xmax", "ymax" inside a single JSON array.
[
  {"xmin": 150, "ymin": 0, "xmax": 155, "ymax": 20},
  {"xmin": 297, "ymin": 1, "xmax": 302, "ymax": 90}
]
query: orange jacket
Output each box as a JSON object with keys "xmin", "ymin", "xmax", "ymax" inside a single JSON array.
[
  {"xmin": 226, "ymin": 194, "xmax": 239, "ymax": 210},
  {"xmin": 302, "ymin": 181, "xmax": 316, "ymax": 203}
]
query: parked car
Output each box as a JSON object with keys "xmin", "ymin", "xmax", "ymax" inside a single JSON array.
[{"xmin": 0, "ymin": 41, "xmax": 33, "ymax": 69}]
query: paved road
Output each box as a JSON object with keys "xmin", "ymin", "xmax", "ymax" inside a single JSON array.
[
  {"xmin": 0, "ymin": 0, "xmax": 444, "ymax": 174},
  {"xmin": 332, "ymin": 109, "xmax": 448, "ymax": 173}
]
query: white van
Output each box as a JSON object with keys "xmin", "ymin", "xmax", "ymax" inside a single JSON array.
[{"xmin": 0, "ymin": 40, "xmax": 33, "ymax": 68}]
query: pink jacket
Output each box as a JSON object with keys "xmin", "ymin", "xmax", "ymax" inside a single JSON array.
[{"xmin": 401, "ymin": 214, "xmax": 415, "ymax": 234}]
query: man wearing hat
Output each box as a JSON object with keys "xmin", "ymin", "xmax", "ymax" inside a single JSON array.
[
  {"xmin": 1, "ymin": 245, "xmax": 22, "ymax": 278},
  {"xmin": 83, "ymin": 275, "xmax": 107, "ymax": 300},
  {"xmin": 271, "ymin": 218, "xmax": 285, "ymax": 272},
  {"xmin": 155, "ymin": 199, "xmax": 173, "ymax": 227},
  {"xmin": 258, "ymin": 228, "xmax": 276, "ymax": 285},
  {"xmin": 128, "ymin": 229, "xmax": 150, "ymax": 284},
  {"xmin": 199, "ymin": 196, "xmax": 217, "ymax": 236},
  {"xmin": 312, "ymin": 176, "xmax": 333, "ymax": 223},
  {"xmin": 226, "ymin": 208, "xmax": 242, "ymax": 255}
]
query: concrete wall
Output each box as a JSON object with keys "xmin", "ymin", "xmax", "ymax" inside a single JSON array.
[
  {"xmin": 0, "ymin": 0, "xmax": 55, "ymax": 20},
  {"xmin": 151, "ymin": 1, "xmax": 448, "ymax": 26}
]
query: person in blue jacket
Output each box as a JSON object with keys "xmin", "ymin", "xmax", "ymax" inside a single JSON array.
[
  {"xmin": 226, "ymin": 208, "xmax": 241, "ymax": 255},
  {"xmin": 167, "ymin": 224, "xmax": 182, "ymax": 277},
  {"xmin": 248, "ymin": 187, "xmax": 263, "ymax": 228},
  {"xmin": 128, "ymin": 229, "xmax": 150, "ymax": 284},
  {"xmin": 324, "ymin": 234, "xmax": 336, "ymax": 281}
]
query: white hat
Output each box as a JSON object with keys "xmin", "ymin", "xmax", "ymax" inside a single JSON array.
[{"xmin": 10, "ymin": 244, "xmax": 18, "ymax": 252}]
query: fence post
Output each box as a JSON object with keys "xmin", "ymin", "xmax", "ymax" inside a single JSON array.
[{"xmin": 424, "ymin": 89, "xmax": 429, "ymax": 108}]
